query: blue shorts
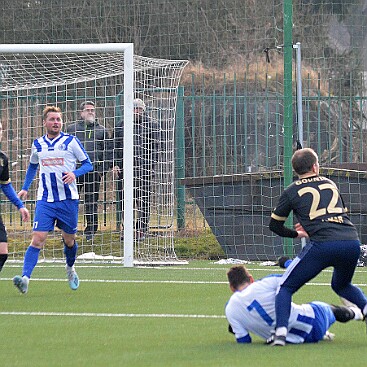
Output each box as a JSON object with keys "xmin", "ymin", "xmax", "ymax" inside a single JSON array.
[
  {"xmin": 33, "ymin": 199, "xmax": 79, "ymax": 234},
  {"xmin": 304, "ymin": 302, "xmax": 336, "ymax": 343}
]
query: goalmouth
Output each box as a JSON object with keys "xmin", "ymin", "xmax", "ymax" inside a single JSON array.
[{"xmin": 0, "ymin": 43, "xmax": 188, "ymax": 267}]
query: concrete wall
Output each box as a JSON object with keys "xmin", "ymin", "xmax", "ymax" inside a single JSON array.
[{"xmin": 185, "ymin": 167, "xmax": 367, "ymax": 261}]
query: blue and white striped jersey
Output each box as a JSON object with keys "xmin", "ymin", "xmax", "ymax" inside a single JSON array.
[
  {"xmin": 29, "ymin": 132, "xmax": 90, "ymax": 202},
  {"xmin": 225, "ymin": 276, "xmax": 329, "ymax": 344}
]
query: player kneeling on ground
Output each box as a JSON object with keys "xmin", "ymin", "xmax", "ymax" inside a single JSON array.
[{"xmin": 225, "ymin": 265, "xmax": 363, "ymax": 344}]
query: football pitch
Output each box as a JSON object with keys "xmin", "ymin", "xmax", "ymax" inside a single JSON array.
[{"xmin": 1, "ymin": 261, "xmax": 366, "ymax": 367}]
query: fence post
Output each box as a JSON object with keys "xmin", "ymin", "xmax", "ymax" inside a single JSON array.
[
  {"xmin": 176, "ymin": 86, "xmax": 186, "ymax": 230},
  {"xmin": 283, "ymin": 0, "xmax": 294, "ymax": 257}
]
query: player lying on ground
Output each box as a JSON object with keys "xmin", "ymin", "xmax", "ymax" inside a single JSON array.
[{"xmin": 225, "ymin": 265, "xmax": 363, "ymax": 344}]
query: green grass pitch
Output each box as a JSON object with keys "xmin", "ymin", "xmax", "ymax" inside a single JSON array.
[{"xmin": 1, "ymin": 261, "xmax": 366, "ymax": 367}]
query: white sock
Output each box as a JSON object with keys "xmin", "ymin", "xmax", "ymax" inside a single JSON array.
[
  {"xmin": 350, "ymin": 306, "xmax": 363, "ymax": 320},
  {"xmin": 275, "ymin": 327, "xmax": 287, "ymax": 337}
]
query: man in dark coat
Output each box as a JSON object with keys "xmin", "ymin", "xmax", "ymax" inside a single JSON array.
[
  {"xmin": 67, "ymin": 101, "xmax": 109, "ymax": 240},
  {"xmin": 113, "ymin": 98, "xmax": 160, "ymax": 240}
]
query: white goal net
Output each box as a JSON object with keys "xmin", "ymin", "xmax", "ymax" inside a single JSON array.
[{"xmin": 0, "ymin": 43, "xmax": 188, "ymax": 265}]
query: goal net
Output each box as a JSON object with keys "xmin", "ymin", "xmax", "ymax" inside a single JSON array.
[{"xmin": 0, "ymin": 43, "xmax": 188, "ymax": 265}]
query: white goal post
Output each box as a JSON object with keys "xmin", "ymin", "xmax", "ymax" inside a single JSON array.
[{"xmin": 0, "ymin": 43, "xmax": 188, "ymax": 267}]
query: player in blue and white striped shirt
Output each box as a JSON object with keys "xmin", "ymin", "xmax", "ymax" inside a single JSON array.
[
  {"xmin": 225, "ymin": 265, "xmax": 363, "ymax": 344},
  {"xmin": 13, "ymin": 106, "xmax": 93, "ymax": 294}
]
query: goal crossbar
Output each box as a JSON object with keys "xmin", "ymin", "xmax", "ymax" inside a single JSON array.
[{"xmin": 0, "ymin": 43, "xmax": 133, "ymax": 54}]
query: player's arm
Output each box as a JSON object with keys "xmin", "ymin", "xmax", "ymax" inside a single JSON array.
[
  {"xmin": 227, "ymin": 323, "xmax": 252, "ymax": 343},
  {"xmin": 236, "ymin": 335, "xmax": 252, "ymax": 343},
  {"xmin": 269, "ymin": 216, "xmax": 298, "ymax": 238},
  {"xmin": 269, "ymin": 216, "xmax": 309, "ymax": 238},
  {"xmin": 20, "ymin": 162, "xmax": 39, "ymax": 193},
  {"xmin": 73, "ymin": 158, "xmax": 93, "ymax": 177},
  {"xmin": 226, "ymin": 305, "xmax": 252, "ymax": 343},
  {"xmin": 1, "ymin": 183, "xmax": 30, "ymax": 222},
  {"xmin": 71, "ymin": 136, "xmax": 93, "ymax": 177},
  {"xmin": 1, "ymin": 182, "xmax": 25, "ymax": 209},
  {"xmin": 63, "ymin": 159, "xmax": 92, "ymax": 185},
  {"xmin": 269, "ymin": 191, "xmax": 304, "ymax": 238}
]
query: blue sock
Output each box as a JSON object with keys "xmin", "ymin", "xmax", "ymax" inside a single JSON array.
[
  {"xmin": 284, "ymin": 259, "xmax": 292, "ymax": 268},
  {"xmin": 23, "ymin": 246, "xmax": 40, "ymax": 278},
  {"xmin": 64, "ymin": 241, "xmax": 78, "ymax": 267}
]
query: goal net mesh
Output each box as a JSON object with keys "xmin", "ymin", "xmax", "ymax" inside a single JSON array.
[{"xmin": 0, "ymin": 50, "xmax": 188, "ymax": 264}]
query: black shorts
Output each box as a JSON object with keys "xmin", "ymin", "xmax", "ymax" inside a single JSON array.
[{"xmin": 0, "ymin": 215, "xmax": 7, "ymax": 242}]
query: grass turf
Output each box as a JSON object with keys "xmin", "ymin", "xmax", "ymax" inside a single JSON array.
[{"xmin": 1, "ymin": 261, "xmax": 366, "ymax": 367}]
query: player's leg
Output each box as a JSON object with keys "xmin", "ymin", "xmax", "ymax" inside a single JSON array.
[
  {"xmin": 57, "ymin": 199, "xmax": 79, "ymax": 290},
  {"xmin": 272, "ymin": 242, "xmax": 328, "ymax": 346},
  {"xmin": 330, "ymin": 240, "xmax": 367, "ymax": 318},
  {"xmin": 115, "ymin": 177, "xmax": 123, "ymax": 239},
  {"xmin": 77, "ymin": 173, "xmax": 92, "ymax": 239},
  {"xmin": 0, "ymin": 243, "xmax": 8, "ymax": 272},
  {"xmin": 339, "ymin": 297, "xmax": 364, "ymax": 320},
  {"xmin": 304, "ymin": 302, "xmax": 336, "ymax": 343},
  {"xmin": 62, "ymin": 232, "xmax": 79, "ymax": 290},
  {"xmin": 305, "ymin": 301, "xmax": 360, "ymax": 342},
  {"xmin": 90, "ymin": 172, "xmax": 101, "ymax": 235},
  {"xmin": 83, "ymin": 172, "xmax": 99, "ymax": 239},
  {"xmin": 13, "ymin": 201, "xmax": 52, "ymax": 294},
  {"xmin": 13, "ymin": 231, "xmax": 48, "ymax": 294},
  {"xmin": 135, "ymin": 175, "xmax": 150, "ymax": 240},
  {"xmin": 0, "ymin": 215, "xmax": 9, "ymax": 272},
  {"xmin": 329, "ymin": 304, "xmax": 360, "ymax": 322}
]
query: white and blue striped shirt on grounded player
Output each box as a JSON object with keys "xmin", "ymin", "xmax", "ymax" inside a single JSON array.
[
  {"xmin": 225, "ymin": 275, "xmax": 324, "ymax": 344},
  {"xmin": 22, "ymin": 132, "xmax": 92, "ymax": 202}
]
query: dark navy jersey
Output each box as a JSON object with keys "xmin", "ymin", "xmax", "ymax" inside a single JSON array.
[
  {"xmin": 271, "ymin": 175, "xmax": 359, "ymax": 242},
  {"xmin": 0, "ymin": 150, "xmax": 11, "ymax": 185}
]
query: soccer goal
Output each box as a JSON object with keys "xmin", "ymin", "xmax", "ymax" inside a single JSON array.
[{"xmin": 0, "ymin": 43, "xmax": 188, "ymax": 266}]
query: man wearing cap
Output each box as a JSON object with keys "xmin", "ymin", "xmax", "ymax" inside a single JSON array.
[
  {"xmin": 113, "ymin": 98, "xmax": 160, "ymax": 241},
  {"xmin": 67, "ymin": 101, "xmax": 110, "ymax": 240}
]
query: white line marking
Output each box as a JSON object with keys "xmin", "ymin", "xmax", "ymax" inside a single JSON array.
[
  {"xmin": 5, "ymin": 263, "xmax": 367, "ymax": 273},
  {"xmin": 1, "ymin": 278, "xmax": 366, "ymax": 286},
  {"xmin": 0, "ymin": 311, "xmax": 226, "ymax": 319}
]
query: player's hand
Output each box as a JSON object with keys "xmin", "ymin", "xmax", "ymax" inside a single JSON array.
[
  {"xmin": 18, "ymin": 189, "xmax": 28, "ymax": 200},
  {"xmin": 19, "ymin": 207, "xmax": 30, "ymax": 222},
  {"xmin": 62, "ymin": 171, "xmax": 76, "ymax": 184},
  {"xmin": 295, "ymin": 222, "xmax": 309, "ymax": 239}
]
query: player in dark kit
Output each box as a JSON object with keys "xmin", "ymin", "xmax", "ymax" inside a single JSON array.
[
  {"xmin": 268, "ymin": 147, "xmax": 367, "ymax": 346},
  {"xmin": 0, "ymin": 122, "xmax": 30, "ymax": 273}
]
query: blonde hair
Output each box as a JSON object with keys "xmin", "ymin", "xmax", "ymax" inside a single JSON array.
[{"xmin": 43, "ymin": 106, "xmax": 62, "ymax": 120}]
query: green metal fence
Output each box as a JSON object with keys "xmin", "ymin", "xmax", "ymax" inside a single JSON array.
[{"xmin": 175, "ymin": 77, "xmax": 367, "ymax": 234}]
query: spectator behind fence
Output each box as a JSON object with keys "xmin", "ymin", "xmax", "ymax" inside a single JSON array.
[
  {"xmin": 112, "ymin": 98, "xmax": 160, "ymax": 241},
  {"xmin": 14, "ymin": 106, "xmax": 93, "ymax": 294},
  {"xmin": 67, "ymin": 101, "xmax": 110, "ymax": 241}
]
